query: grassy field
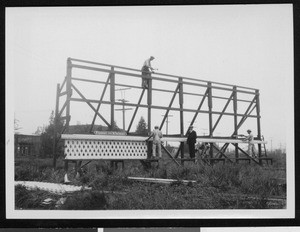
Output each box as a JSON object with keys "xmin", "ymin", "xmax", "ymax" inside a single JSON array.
[{"xmin": 14, "ymin": 151, "xmax": 286, "ymax": 210}]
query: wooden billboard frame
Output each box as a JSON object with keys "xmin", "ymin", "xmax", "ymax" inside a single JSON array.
[{"xmin": 53, "ymin": 57, "xmax": 266, "ymax": 168}]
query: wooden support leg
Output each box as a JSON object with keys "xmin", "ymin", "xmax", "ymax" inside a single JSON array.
[
  {"xmin": 75, "ymin": 161, "xmax": 82, "ymax": 179},
  {"xmin": 64, "ymin": 160, "xmax": 71, "ymax": 183}
]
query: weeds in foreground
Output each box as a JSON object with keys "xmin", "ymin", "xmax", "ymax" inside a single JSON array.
[
  {"xmin": 15, "ymin": 185, "xmax": 59, "ymax": 209},
  {"xmin": 61, "ymin": 190, "xmax": 108, "ymax": 210},
  {"xmin": 14, "ymin": 156, "xmax": 286, "ymax": 210}
]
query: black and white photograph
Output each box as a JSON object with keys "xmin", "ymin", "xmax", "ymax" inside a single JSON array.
[{"xmin": 5, "ymin": 4, "xmax": 294, "ymax": 219}]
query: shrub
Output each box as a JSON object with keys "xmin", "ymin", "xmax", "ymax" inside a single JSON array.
[
  {"xmin": 15, "ymin": 165, "xmax": 41, "ymax": 181},
  {"xmin": 15, "ymin": 185, "xmax": 58, "ymax": 209},
  {"xmin": 61, "ymin": 190, "xmax": 108, "ymax": 210},
  {"xmin": 37, "ymin": 168, "xmax": 65, "ymax": 183}
]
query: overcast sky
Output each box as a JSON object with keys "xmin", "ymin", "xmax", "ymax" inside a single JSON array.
[{"xmin": 6, "ymin": 4, "xmax": 293, "ymax": 149}]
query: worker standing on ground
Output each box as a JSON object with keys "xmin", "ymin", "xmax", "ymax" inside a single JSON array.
[
  {"xmin": 187, "ymin": 125, "xmax": 197, "ymax": 160},
  {"xmin": 243, "ymin": 129, "xmax": 257, "ymax": 158},
  {"xmin": 146, "ymin": 126, "xmax": 163, "ymax": 158},
  {"xmin": 141, "ymin": 56, "xmax": 156, "ymax": 88}
]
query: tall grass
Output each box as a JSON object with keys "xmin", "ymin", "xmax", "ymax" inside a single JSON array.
[
  {"xmin": 14, "ymin": 155, "xmax": 286, "ymax": 210},
  {"xmin": 15, "ymin": 157, "xmax": 66, "ymax": 183},
  {"xmin": 15, "ymin": 185, "xmax": 59, "ymax": 209},
  {"xmin": 61, "ymin": 190, "xmax": 108, "ymax": 210}
]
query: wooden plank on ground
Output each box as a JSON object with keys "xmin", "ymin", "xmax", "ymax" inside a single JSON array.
[{"xmin": 127, "ymin": 177, "xmax": 196, "ymax": 185}]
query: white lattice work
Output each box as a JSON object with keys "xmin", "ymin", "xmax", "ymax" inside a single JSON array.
[
  {"xmin": 61, "ymin": 134, "xmax": 267, "ymax": 160},
  {"xmin": 64, "ymin": 139, "xmax": 148, "ymax": 160}
]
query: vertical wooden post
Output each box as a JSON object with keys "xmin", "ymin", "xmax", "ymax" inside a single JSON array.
[
  {"xmin": 179, "ymin": 78, "xmax": 184, "ymax": 164},
  {"xmin": 148, "ymin": 77, "xmax": 152, "ymax": 133},
  {"xmin": 233, "ymin": 86, "xmax": 239, "ymax": 162},
  {"xmin": 110, "ymin": 67, "xmax": 115, "ymax": 168},
  {"xmin": 147, "ymin": 76, "xmax": 152, "ymax": 159},
  {"xmin": 65, "ymin": 58, "xmax": 72, "ymax": 130},
  {"xmin": 110, "ymin": 67, "xmax": 115, "ymax": 129},
  {"xmin": 52, "ymin": 83, "xmax": 60, "ymax": 169},
  {"xmin": 256, "ymin": 90, "xmax": 262, "ymax": 164},
  {"xmin": 64, "ymin": 58, "xmax": 72, "ymax": 173},
  {"xmin": 207, "ymin": 82, "xmax": 213, "ymax": 159}
]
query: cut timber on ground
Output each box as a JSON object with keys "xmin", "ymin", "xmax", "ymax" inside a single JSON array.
[{"xmin": 127, "ymin": 177, "xmax": 196, "ymax": 185}]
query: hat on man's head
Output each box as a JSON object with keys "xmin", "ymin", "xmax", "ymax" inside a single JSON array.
[
  {"xmin": 150, "ymin": 56, "xmax": 155, "ymax": 59},
  {"xmin": 247, "ymin": 129, "xmax": 251, "ymax": 132},
  {"xmin": 154, "ymin": 126, "xmax": 159, "ymax": 129}
]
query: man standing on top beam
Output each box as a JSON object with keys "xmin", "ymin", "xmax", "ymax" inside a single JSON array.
[{"xmin": 141, "ymin": 56, "xmax": 157, "ymax": 89}]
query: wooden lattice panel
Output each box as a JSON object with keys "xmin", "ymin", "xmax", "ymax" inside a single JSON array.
[
  {"xmin": 61, "ymin": 134, "xmax": 267, "ymax": 161},
  {"xmin": 64, "ymin": 139, "xmax": 148, "ymax": 160}
]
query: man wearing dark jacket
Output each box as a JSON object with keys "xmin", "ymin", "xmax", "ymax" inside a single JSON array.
[{"xmin": 187, "ymin": 125, "xmax": 197, "ymax": 159}]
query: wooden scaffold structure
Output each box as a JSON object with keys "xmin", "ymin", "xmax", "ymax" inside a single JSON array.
[{"xmin": 52, "ymin": 57, "xmax": 270, "ymax": 178}]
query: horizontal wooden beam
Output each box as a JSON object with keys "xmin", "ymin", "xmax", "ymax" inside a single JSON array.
[
  {"xmin": 69, "ymin": 57, "xmax": 258, "ymax": 91},
  {"xmin": 70, "ymin": 97, "xmax": 259, "ymax": 118},
  {"xmin": 72, "ymin": 77, "xmax": 253, "ymax": 103},
  {"xmin": 71, "ymin": 57, "xmax": 141, "ymax": 73},
  {"xmin": 61, "ymin": 134, "xmax": 267, "ymax": 144},
  {"xmin": 71, "ymin": 64, "xmax": 256, "ymax": 94}
]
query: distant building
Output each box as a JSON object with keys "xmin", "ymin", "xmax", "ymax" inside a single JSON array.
[
  {"xmin": 14, "ymin": 134, "xmax": 41, "ymax": 157},
  {"xmin": 13, "ymin": 124, "xmax": 122, "ymax": 157}
]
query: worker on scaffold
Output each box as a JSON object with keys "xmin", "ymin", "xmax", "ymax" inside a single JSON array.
[
  {"xmin": 187, "ymin": 125, "xmax": 197, "ymax": 161},
  {"xmin": 141, "ymin": 56, "xmax": 156, "ymax": 88},
  {"xmin": 243, "ymin": 129, "xmax": 257, "ymax": 158},
  {"xmin": 146, "ymin": 126, "xmax": 163, "ymax": 158},
  {"xmin": 196, "ymin": 142, "xmax": 210, "ymax": 159}
]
